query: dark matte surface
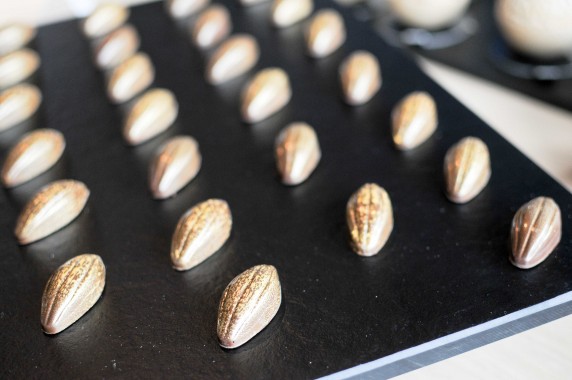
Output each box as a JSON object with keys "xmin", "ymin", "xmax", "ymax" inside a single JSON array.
[
  {"xmin": 347, "ymin": 300, "xmax": 572, "ymax": 379},
  {"xmin": 0, "ymin": 1, "xmax": 571, "ymax": 379},
  {"xmin": 369, "ymin": 0, "xmax": 572, "ymax": 111}
]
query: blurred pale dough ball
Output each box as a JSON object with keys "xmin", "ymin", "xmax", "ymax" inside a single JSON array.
[
  {"xmin": 387, "ymin": 0, "xmax": 472, "ymax": 30},
  {"xmin": 495, "ymin": 0, "xmax": 572, "ymax": 60}
]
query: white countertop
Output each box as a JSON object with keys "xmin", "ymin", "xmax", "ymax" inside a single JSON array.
[{"xmin": 2, "ymin": 1, "xmax": 571, "ymax": 378}]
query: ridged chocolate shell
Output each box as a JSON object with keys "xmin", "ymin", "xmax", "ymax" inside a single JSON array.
[
  {"xmin": 93, "ymin": 24, "xmax": 140, "ymax": 70},
  {"xmin": 305, "ymin": 9, "xmax": 346, "ymax": 58},
  {"xmin": 83, "ymin": 4, "xmax": 130, "ymax": 39},
  {"xmin": 0, "ymin": 48, "xmax": 40, "ymax": 89},
  {"xmin": 149, "ymin": 136, "xmax": 201, "ymax": 199},
  {"xmin": 107, "ymin": 53, "xmax": 155, "ymax": 104},
  {"xmin": 271, "ymin": 0, "xmax": 314, "ymax": 28},
  {"xmin": 444, "ymin": 136, "xmax": 491, "ymax": 204},
  {"xmin": 275, "ymin": 122, "xmax": 321, "ymax": 185},
  {"xmin": 391, "ymin": 91, "xmax": 438, "ymax": 150},
  {"xmin": 192, "ymin": 5, "xmax": 232, "ymax": 49},
  {"xmin": 14, "ymin": 180, "xmax": 90, "ymax": 245},
  {"xmin": 205, "ymin": 34, "xmax": 259, "ymax": 85},
  {"xmin": 0, "ymin": 84, "xmax": 42, "ymax": 132},
  {"xmin": 217, "ymin": 265, "xmax": 281, "ymax": 349},
  {"xmin": 171, "ymin": 199, "xmax": 232, "ymax": 271},
  {"xmin": 123, "ymin": 88, "xmax": 178, "ymax": 145},
  {"xmin": 346, "ymin": 183, "xmax": 394, "ymax": 256},
  {"xmin": 339, "ymin": 51, "xmax": 381, "ymax": 106},
  {"xmin": 1, "ymin": 128, "xmax": 65, "ymax": 188},
  {"xmin": 0, "ymin": 24, "xmax": 36, "ymax": 56},
  {"xmin": 41, "ymin": 254, "xmax": 105, "ymax": 334},
  {"xmin": 240, "ymin": 68, "xmax": 291, "ymax": 123},
  {"xmin": 510, "ymin": 197, "xmax": 562, "ymax": 269}
]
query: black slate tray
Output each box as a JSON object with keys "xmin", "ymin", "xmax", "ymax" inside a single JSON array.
[
  {"xmin": 363, "ymin": 0, "xmax": 572, "ymax": 112},
  {"xmin": 1, "ymin": 0, "xmax": 571, "ymax": 379}
]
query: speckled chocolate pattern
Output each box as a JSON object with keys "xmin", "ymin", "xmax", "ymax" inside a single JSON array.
[
  {"xmin": 171, "ymin": 199, "xmax": 232, "ymax": 271},
  {"xmin": 346, "ymin": 183, "xmax": 394, "ymax": 256},
  {"xmin": 217, "ymin": 265, "xmax": 282, "ymax": 349},
  {"xmin": 41, "ymin": 254, "xmax": 106, "ymax": 334}
]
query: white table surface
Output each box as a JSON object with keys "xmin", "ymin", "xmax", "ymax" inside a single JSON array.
[{"xmin": 2, "ymin": 1, "xmax": 571, "ymax": 379}]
